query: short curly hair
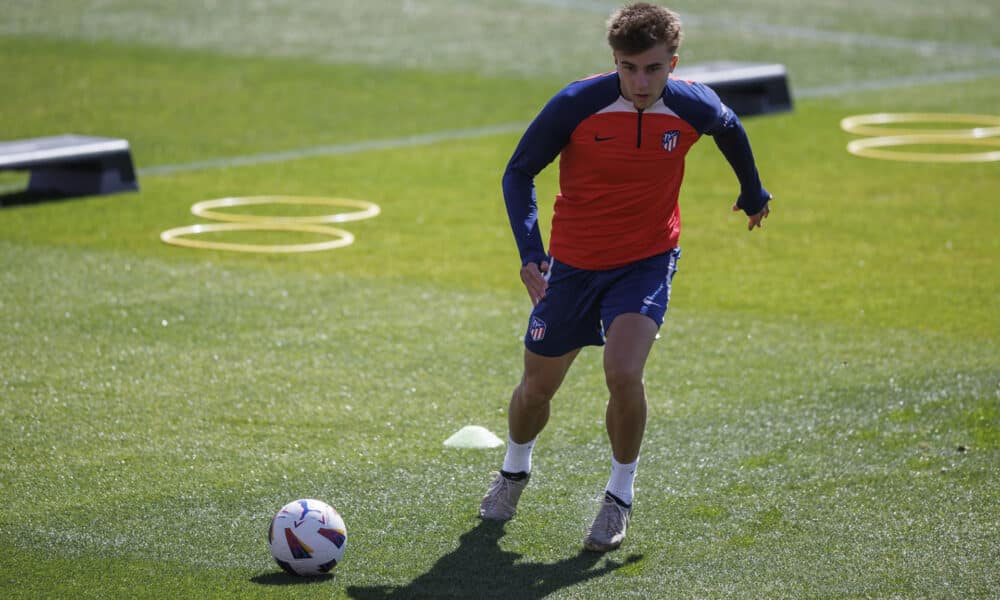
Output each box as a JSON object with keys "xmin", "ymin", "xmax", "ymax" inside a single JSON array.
[{"xmin": 607, "ymin": 3, "xmax": 683, "ymax": 55}]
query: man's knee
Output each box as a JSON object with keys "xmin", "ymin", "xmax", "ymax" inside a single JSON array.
[
  {"xmin": 518, "ymin": 349, "xmax": 577, "ymax": 406},
  {"xmin": 604, "ymin": 361, "xmax": 644, "ymax": 397},
  {"xmin": 519, "ymin": 374, "xmax": 560, "ymax": 407}
]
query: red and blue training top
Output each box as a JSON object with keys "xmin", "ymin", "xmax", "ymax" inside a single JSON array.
[{"xmin": 503, "ymin": 71, "xmax": 769, "ymax": 271}]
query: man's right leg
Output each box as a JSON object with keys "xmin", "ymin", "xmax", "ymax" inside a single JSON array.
[
  {"xmin": 479, "ymin": 348, "xmax": 579, "ymax": 521},
  {"xmin": 509, "ymin": 348, "xmax": 580, "ymax": 444}
]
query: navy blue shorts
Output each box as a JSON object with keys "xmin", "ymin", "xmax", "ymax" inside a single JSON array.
[{"xmin": 524, "ymin": 248, "xmax": 681, "ymax": 357}]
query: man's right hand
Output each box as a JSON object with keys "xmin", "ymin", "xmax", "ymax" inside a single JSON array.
[{"xmin": 520, "ymin": 260, "xmax": 550, "ymax": 306}]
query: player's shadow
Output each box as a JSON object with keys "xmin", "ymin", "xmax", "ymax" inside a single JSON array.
[{"xmin": 346, "ymin": 519, "xmax": 642, "ymax": 599}]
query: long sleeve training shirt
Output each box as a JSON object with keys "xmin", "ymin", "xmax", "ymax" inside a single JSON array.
[{"xmin": 503, "ymin": 70, "xmax": 768, "ymax": 270}]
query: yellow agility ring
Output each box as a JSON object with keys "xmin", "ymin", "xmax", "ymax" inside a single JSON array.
[
  {"xmin": 191, "ymin": 195, "xmax": 381, "ymax": 224},
  {"xmin": 841, "ymin": 113, "xmax": 1000, "ymax": 163},
  {"xmin": 160, "ymin": 222, "xmax": 355, "ymax": 253},
  {"xmin": 840, "ymin": 113, "xmax": 1000, "ymax": 137},
  {"xmin": 846, "ymin": 134, "xmax": 1000, "ymax": 163},
  {"xmin": 160, "ymin": 195, "xmax": 381, "ymax": 253}
]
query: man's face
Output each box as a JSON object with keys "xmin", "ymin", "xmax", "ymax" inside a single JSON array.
[{"xmin": 614, "ymin": 43, "xmax": 678, "ymax": 110}]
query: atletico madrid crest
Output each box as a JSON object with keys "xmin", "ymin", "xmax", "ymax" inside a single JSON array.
[
  {"xmin": 529, "ymin": 316, "xmax": 547, "ymax": 341},
  {"xmin": 662, "ymin": 130, "xmax": 680, "ymax": 152}
]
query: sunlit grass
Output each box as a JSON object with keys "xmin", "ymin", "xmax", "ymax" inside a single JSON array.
[{"xmin": 1, "ymin": 3, "xmax": 999, "ymax": 597}]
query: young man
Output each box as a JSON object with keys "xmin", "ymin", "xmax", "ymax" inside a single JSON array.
[{"xmin": 479, "ymin": 3, "xmax": 772, "ymax": 552}]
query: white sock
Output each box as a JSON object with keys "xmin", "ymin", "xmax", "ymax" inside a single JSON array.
[
  {"xmin": 502, "ymin": 435, "xmax": 536, "ymax": 475},
  {"xmin": 606, "ymin": 456, "xmax": 638, "ymax": 505}
]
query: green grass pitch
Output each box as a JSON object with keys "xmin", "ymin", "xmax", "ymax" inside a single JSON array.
[{"xmin": 1, "ymin": 2, "xmax": 998, "ymax": 598}]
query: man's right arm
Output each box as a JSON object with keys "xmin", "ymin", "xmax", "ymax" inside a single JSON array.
[{"xmin": 502, "ymin": 95, "xmax": 573, "ymax": 268}]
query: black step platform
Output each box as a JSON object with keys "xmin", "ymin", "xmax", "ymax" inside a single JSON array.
[
  {"xmin": 0, "ymin": 134, "xmax": 139, "ymax": 199},
  {"xmin": 674, "ymin": 62, "xmax": 793, "ymax": 117}
]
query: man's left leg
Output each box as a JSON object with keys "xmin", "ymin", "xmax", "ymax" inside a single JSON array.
[
  {"xmin": 604, "ymin": 313, "xmax": 658, "ymax": 464},
  {"xmin": 584, "ymin": 313, "xmax": 659, "ymax": 552}
]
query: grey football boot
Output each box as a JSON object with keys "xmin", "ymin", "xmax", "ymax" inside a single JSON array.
[
  {"xmin": 478, "ymin": 472, "xmax": 529, "ymax": 521},
  {"xmin": 583, "ymin": 492, "xmax": 631, "ymax": 552}
]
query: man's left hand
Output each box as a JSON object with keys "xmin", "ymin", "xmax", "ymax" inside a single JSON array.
[{"xmin": 733, "ymin": 200, "xmax": 770, "ymax": 231}]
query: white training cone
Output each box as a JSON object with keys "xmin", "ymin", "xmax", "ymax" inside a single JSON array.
[{"xmin": 443, "ymin": 425, "xmax": 504, "ymax": 449}]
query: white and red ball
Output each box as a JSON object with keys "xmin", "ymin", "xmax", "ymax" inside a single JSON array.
[{"xmin": 268, "ymin": 498, "xmax": 347, "ymax": 576}]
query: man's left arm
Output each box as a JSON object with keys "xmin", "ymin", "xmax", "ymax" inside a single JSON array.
[{"xmin": 707, "ymin": 106, "xmax": 772, "ymax": 230}]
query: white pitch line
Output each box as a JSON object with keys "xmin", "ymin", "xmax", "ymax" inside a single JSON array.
[
  {"xmin": 138, "ymin": 122, "xmax": 526, "ymax": 177},
  {"xmin": 0, "ymin": 123, "xmax": 524, "ymax": 192}
]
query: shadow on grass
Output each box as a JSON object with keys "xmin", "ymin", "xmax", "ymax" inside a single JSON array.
[
  {"xmin": 250, "ymin": 571, "xmax": 334, "ymax": 586},
  {"xmin": 346, "ymin": 519, "xmax": 642, "ymax": 599},
  {"xmin": 0, "ymin": 189, "xmax": 79, "ymax": 207}
]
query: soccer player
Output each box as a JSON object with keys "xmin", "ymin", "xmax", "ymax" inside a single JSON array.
[{"xmin": 478, "ymin": 2, "xmax": 772, "ymax": 552}]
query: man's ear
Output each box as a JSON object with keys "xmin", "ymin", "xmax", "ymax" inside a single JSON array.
[{"xmin": 669, "ymin": 54, "xmax": 679, "ymax": 72}]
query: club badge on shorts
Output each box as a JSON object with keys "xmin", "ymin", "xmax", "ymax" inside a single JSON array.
[{"xmin": 529, "ymin": 316, "xmax": 547, "ymax": 341}]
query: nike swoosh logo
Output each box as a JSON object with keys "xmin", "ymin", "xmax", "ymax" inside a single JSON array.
[
  {"xmin": 642, "ymin": 298, "xmax": 662, "ymax": 307},
  {"xmin": 594, "ymin": 135, "xmax": 615, "ymax": 142}
]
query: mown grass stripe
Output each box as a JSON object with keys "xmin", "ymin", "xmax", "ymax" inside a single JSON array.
[
  {"xmin": 522, "ymin": 0, "xmax": 1000, "ymax": 60},
  {"xmin": 131, "ymin": 68, "xmax": 1000, "ymax": 178},
  {"xmin": 797, "ymin": 66, "xmax": 1000, "ymax": 98}
]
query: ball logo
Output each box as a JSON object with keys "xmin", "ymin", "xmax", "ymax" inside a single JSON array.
[
  {"xmin": 292, "ymin": 500, "xmax": 327, "ymax": 527},
  {"xmin": 318, "ymin": 527, "xmax": 347, "ymax": 548},
  {"xmin": 284, "ymin": 528, "xmax": 314, "ymax": 559}
]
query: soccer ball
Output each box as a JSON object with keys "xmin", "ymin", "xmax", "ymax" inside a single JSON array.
[{"xmin": 268, "ymin": 498, "xmax": 347, "ymax": 576}]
